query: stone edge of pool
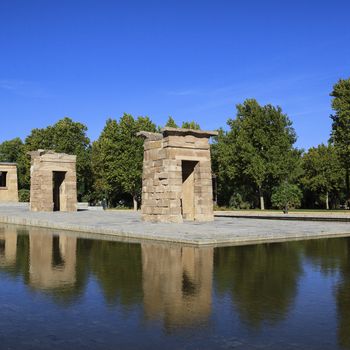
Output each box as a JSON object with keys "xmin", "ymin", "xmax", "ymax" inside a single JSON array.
[
  {"xmin": 2, "ymin": 209, "xmax": 350, "ymax": 247},
  {"xmin": 214, "ymin": 210, "xmax": 350, "ymax": 221}
]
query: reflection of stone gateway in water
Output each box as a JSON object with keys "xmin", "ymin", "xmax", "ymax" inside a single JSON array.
[
  {"xmin": 1, "ymin": 225, "xmax": 215, "ymax": 330},
  {"xmin": 29, "ymin": 232, "xmax": 77, "ymax": 289},
  {"xmin": 0, "ymin": 226, "xmax": 18, "ymax": 265},
  {"xmin": 141, "ymin": 243, "xmax": 213, "ymax": 329}
]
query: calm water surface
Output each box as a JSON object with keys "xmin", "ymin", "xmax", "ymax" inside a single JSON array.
[{"xmin": 1, "ymin": 223, "xmax": 350, "ymax": 349}]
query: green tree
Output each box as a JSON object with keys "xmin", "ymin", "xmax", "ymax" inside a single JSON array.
[
  {"xmin": 0, "ymin": 138, "xmax": 28, "ymax": 189},
  {"xmin": 92, "ymin": 114, "xmax": 156, "ymax": 210},
  {"xmin": 25, "ymin": 117, "xmax": 92, "ymax": 200},
  {"xmin": 330, "ymin": 77, "xmax": 350, "ymax": 202},
  {"xmin": 271, "ymin": 182, "xmax": 302, "ymax": 213},
  {"xmin": 226, "ymin": 99, "xmax": 299, "ymax": 209},
  {"xmin": 181, "ymin": 121, "xmax": 200, "ymax": 130},
  {"xmin": 165, "ymin": 116, "xmax": 178, "ymax": 128},
  {"xmin": 0, "ymin": 137, "xmax": 24, "ymax": 162},
  {"xmin": 164, "ymin": 117, "xmax": 201, "ymax": 130},
  {"xmin": 91, "ymin": 119, "xmax": 120, "ymax": 204},
  {"xmin": 301, "ymin": 144, "xmax": 344, "ymax": 209},
  {"xmin": 211, "ymin": 128, "xmax": 238, "ymax": 206}
]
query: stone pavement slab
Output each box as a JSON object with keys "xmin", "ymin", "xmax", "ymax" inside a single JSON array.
[{"xmin": 1, "ymin": 204, "xmax": 350, "ymax": 246}]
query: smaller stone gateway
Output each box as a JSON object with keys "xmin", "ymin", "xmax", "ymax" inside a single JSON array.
[
  {"xmin": 0, "ymin": 163, "xmax": 19, "ymax": 202},
  {"xmin": 138, "ymin": 127, "xmax": 218, "ymax": 223},
  {"xmin": 29, "ymin": 150, "xmax": 77, "ymax": 212}
]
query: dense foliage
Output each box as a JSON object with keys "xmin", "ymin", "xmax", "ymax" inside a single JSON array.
[
  {"xmin": 1, "ymin": 77, "xmax": 350, "ymax": 210},
  {"xmin": 212, "ymin": 99, "xmax": 301, "ymax": 210},
  {"xmin": 91, "ymin": 114, "xmax": 156, "ymax": 209},
  {"xmin": 271, "ymin": 183, "xmax": 302, "ymax": 213},
  {"xmin": 301, "ymin": 144, "xmax": 344, "ymax": 209},
  {"xmin": 330, "ymin": 77, "xmax": 350, "ymax": 202}
]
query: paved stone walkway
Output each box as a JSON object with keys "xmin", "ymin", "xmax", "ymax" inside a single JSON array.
[{"xmin": 1, "ymin": 204, "xmax": 350, "ymax": 246}]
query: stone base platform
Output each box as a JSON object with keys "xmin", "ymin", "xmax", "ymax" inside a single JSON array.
[
  {"xmin": 215, "ymin": 210, "xmax": 350, "ymax": 222},
  {"xmin": 1, "ymin": 204, "xmax": 350, "ymax": 246}
]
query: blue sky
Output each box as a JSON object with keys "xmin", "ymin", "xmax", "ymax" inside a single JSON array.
[{"xmin": 0, "ymin": 0, "xmax": 349, "ymax": 150}]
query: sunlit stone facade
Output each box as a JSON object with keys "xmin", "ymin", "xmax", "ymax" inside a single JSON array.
[
  {"xmin": 29, "ymin": 150, "xmax": 77, "ymax": 212},
  {"xmin": 138, "ymin": 128, "xmax": 217, "ymax": 223},
  {"xmin": 0, "ymin": 163, "xmax": 18, "ymax": 202}
]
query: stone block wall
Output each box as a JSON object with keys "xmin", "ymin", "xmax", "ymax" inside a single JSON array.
[
  {"xmin": 0, "ymin": 163, "xmax": 19, "ymax": 202},
  {"xmin": 138, "ymin": 128, "xmax": 218, "ymax": 223},
  {"xmin": 29, "ymin": 150, "xmax": 77, "ymax": 212}
]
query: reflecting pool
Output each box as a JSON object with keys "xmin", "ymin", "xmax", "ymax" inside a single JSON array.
[{"xmin": 1, "ymin": 223, "xmax": 350, "ymax": 349}]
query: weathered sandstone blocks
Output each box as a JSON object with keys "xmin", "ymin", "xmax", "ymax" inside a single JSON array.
[
  {"xmin": 29, "ymin": 150, "xmax": 77, "ymax": 212},
  {"xmin": 137, "ymin": 128, "xmax": 218, "ymax": 223}
]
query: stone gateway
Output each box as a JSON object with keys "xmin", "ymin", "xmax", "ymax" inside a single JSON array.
[
  {"xmin": 137, "ymin": 128, "xmax": 218, "ymax": 223},
  {"xmin": 0, "ymin": 163, "xmax": 19, "ymax": 202},
  {"xmin": 29, "ymin": 150, "xmax": 77, "ymax": 212}
]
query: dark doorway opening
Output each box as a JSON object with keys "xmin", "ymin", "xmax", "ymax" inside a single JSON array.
[
  {"xmin": 0, "ymin": 171, "xmax": 7, "ymax": 187},
  {"xmin": 181, "ymin": 161, "xmax": 198, "ymax": 220},
  {"xmin": 0, "ymin": 240, "xmax": 5, "ymax": 255},
  {"xmin": 52, "ymin": 236, "xmax": 65, "ymax": 267},
  {"xmin": 53, "ymin": 171, "xmax": 66, "ymax": 211}
]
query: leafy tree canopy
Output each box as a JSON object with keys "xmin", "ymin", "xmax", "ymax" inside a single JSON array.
[
  {"xmin": 25, "ymin": 117, "xmax": 92, "ymax": 200},
  {"xmin": 223, "ymin": 99, "xmax": 299, "ymax": 209},
  {"xmin": 271, "ymin": 182, "xmax": 302, "ymax": 213},
  {"xmin": 0, "ymin": 137, "xmax": 24, "ymax": 162},
  {"xmin": 181, "ymin": 121, "xmax": 201, "ymax": 130},
  {"xmin": 165, "ymin": 116, "xmax": 178, "ymax": 128},
  {"xmin": 0, "ymin": 137, "xmax": 29, "ymax": 189},
  {"xmin": 92, "ymin": 114, "xmax": 156, "ymax": 209},
  {"xmin": 164, "ymin": 117, "xmax": 200, "ymax": 130},
  {"xmin": 330, "ymin": 77, "xmax": 350, "ymax": 200},
  {"xmin": 330, "ymin": 78, "xmax": 350, "ymax": 164},
  {"xmin": 301, "ymin": 144, "xmax": 344, "ymax": 209}
]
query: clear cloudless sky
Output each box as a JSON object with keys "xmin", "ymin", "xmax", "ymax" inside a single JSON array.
[{"xmin": 0, "ymin": 0, "xmax": 349, "ymax": 150}]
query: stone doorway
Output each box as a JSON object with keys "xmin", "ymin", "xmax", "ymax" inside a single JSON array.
[
  {"xmin": 181, "ymin": 160, "xmax": 198, "ymax": 220},
  {"xmin": 0, "ymin": 171, "xmax": 7, "ymax": 187},
  {"xmin": 138, "ymin": 128, "xmax": 217, "ymax": 222},
  {"xmin": 53, "ymin": 171, "xmax": 66, "ymax": 211},
  {"xmin": 0, "ymin": 163, "xmax": 18, "ymax": 202}
]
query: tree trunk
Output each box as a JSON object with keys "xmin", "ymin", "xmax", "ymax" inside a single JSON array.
[
  {"xmin": 133, "ymin": 195, "xmax": 138, "ymax": 211},
  {"xmin": 259, "ymin": 186, "xmax": 265, "ymax": 210},
  {"xmin": 326, "ymin": 191, "xmax": 329, "ymax": 210},
  {"xmin": 346, "ymin": 169, "xmax": 350, "ymax": 206}
]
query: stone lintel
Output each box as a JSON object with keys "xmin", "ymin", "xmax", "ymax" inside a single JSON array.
[
  {"xmin": 161, "ymin": 127, "xmax": 218, "ymax": 138},
  {"xmin": 28, "ymin": 149, "xmax": 55, "ymax": 158},
  {"xmin": 0, "ymin": 162, "xmax": 17, "ymax": 167},
  {"xmin": 136, "ymin": 131, "xmax": 163, "ymax": 140},
  {"xmin": 28, "ymin": 149, "xmax": 76, "ymax": 160}
]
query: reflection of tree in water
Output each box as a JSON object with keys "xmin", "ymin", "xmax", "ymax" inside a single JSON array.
[
  {"xmin": 87, "ymin": 240, "xmax": 143, "ymax": 307},
  {"xmin": 214, "ymin": 242, "xmax": 302, "ymax": 329},
  {"xmin": 303, "ymin": 237, "xmax": 350, "ymax": 349},
  {"xmin": 303, "ymin": 238, "xmax": 348, "ymax": 275},
  {"xmin": 337, "ymin": 264, "xmax": 350, "ymax": 350}
]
